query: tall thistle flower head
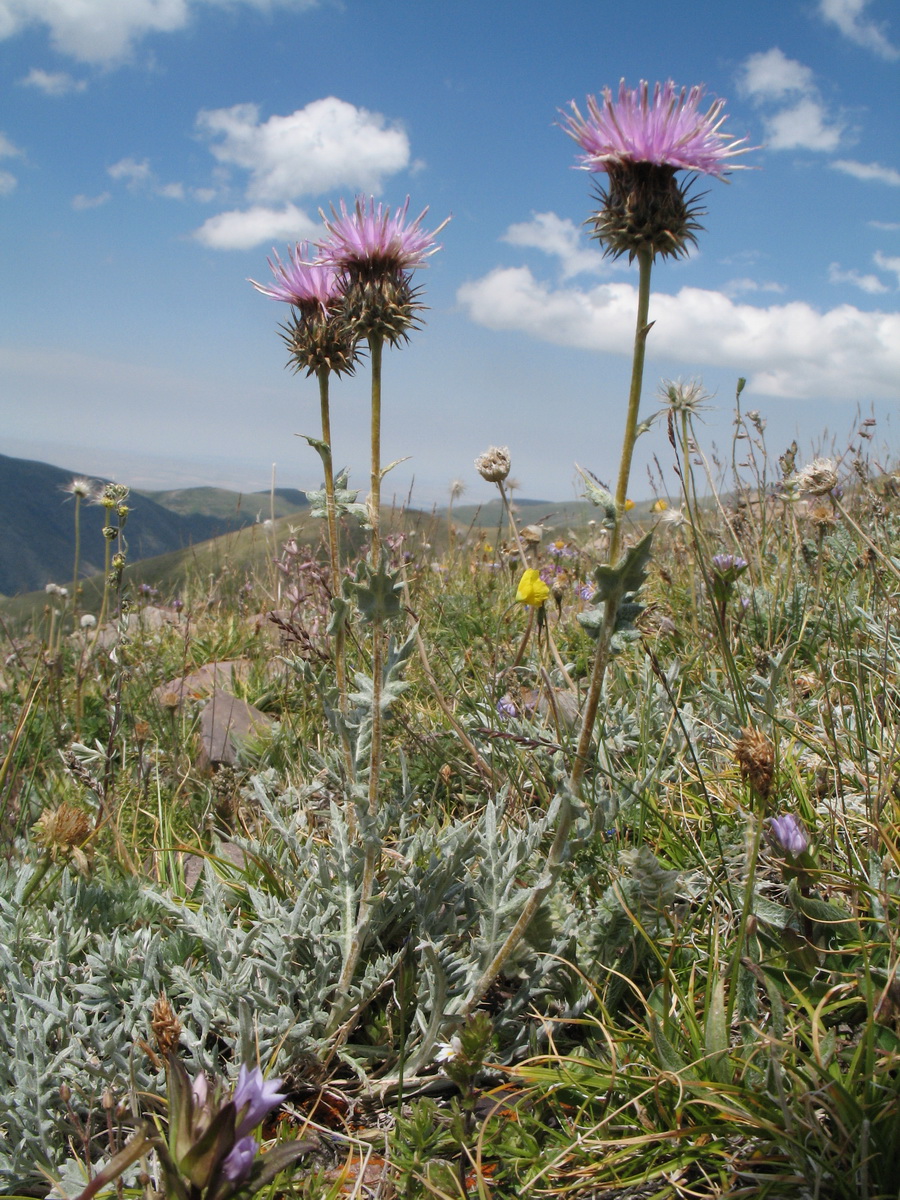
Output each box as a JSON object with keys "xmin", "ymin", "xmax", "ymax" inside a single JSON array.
[
  {"xmin": 562, "ymin": 80, "xmax": 751, "ymax": 261},
  {"xmin": 251, "ymin": 242, "xmax": 357, "ymax": 377},
  {"xmin": 318, "ymin": 196, "xmax": 449, "ymax": 344},
  {"xmin": 250, "ymin": 243, "xmax": 342, "ymax": 316}
]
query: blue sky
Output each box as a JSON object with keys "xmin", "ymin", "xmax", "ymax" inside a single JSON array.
[{"xmin": 1, "ymin": 0, "xmax": 897, "ymax": 506}]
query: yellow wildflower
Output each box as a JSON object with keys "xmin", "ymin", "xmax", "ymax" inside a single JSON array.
[
  {"xmin": 624, "ymin": 498, "xmax": 635, "ymax": 512},
  {"xmin": 651, "ymin": 499, "xmax": 668, "ymax": 512},
  {"xmin": 516, "ymin": 569, "xmax": 550, "ymax": 608}
]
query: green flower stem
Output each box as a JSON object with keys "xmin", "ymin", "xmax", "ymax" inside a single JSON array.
[
  {"xmin": 571, "ymin": 246, "xmax": 653, "ymax": 795},
  {"xmin": 334, "ymin": 331, "xmax": 384, "ymax": 1011},
  {"xmin": 95, "ymin": 508, "xmax": 114, "ymax": 632},
  {"xmin": 317, "ymin": 367, "xmax": 353, "ymax": 779},
  {"xmin": 71, "ymin": 491, "xmax": 82, "ymax": 633},
  {"xmin": 20, "ymin": 851, "xmax": 53, "ymax": 906},
  {"xmin": 679, "ymin": 410, "xmax": 699, "ymax": 633},
  {"xmin": 366, "ymin": 332, "xmax": 385, "ymax": 833},
  {"xmin": 461, "ymin": 249, "xmax": 654, "ymax": 1015}
]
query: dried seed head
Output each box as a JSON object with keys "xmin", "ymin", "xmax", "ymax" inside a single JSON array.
[
  {"xmin": 734, "ymin": 727, "xmax": 775, "ymax": 799},
  {"xmin": 151, "ymin": 992, "xmax": 182, "ymax": 1056},
  {"xmin": 792, "ymin": 458, "xmax": 838, "ymax": 497},
  {"xmin": 33, "ymin": 802, "xmax": 91, "ymax": 861},
  {"xmin": 474, "ymin": 446, "xmax": 511, "ymax": 483}
]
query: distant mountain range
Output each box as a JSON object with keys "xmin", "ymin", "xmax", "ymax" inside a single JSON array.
[{"xmin": 0, "ymin": 454, "xmax": 308, "ymax": 597}]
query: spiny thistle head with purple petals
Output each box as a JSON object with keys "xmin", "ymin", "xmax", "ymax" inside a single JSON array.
[
  {"xmin": 562, "ymin": 80, "xmax": 752, "ymax": 261},
  {"xmin": 317, "ymin": 196, "xmax": 449, "ymax": 343},
  {"xmin": 250, "ymin": 241, "xmax": 357, "ymax": 377},
  {"xmin": 319, "ymin": 196, "xmax": 447, "ymax": 276},
  {"xmin": 250, "ymin": 243, "xmax": 342, "ymax": 316}
]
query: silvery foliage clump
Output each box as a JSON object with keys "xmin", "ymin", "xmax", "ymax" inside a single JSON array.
[
  {"xmin": 0, "ymin": 867, "xmax": 179, "ymax": 1189},
  {"xmin": 0, "ymin": 773, "xmax": 581, "ymax": 1188}
]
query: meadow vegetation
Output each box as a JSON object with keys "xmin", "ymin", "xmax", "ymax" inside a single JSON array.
[{"xmin": 2, "ymin": 404, "xmax": 899, "ymax": 1200}]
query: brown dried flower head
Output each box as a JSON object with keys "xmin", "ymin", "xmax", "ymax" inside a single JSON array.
[
  {"xmin": 33, "ymin": 802, "xmax": 91, "ymax": 869},
  {"xmin": 792, "ymin": 458, "xmax": 838, "ymax": 497},
  {"xmin": 151, "ymin": 992, "xmax": 182, "ymax": 1056},
  {"xmin": 734, "ymin": 727, "xmax": 775, "ymax": 800}
]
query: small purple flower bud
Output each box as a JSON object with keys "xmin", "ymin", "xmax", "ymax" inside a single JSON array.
[
  {"xmin": 232, "ymin": 1065, "xmax": 286, "ymax": 1139},
  {"xmin": 710, "ymin": 553, "xmax": 748, "ymax": 578},
  {"xmin": 222, "ymin": 1135, "xmax": 259, "ymax": 1183},
  {"xmin": 766, "ymin": 813, "xmax": 809, "ymax": 858},
  {"xmin": 497, "ymin": 696, "xmax": 518, "ymax": 720}
]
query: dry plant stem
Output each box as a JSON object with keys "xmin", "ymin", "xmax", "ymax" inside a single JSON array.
[
  {"xmin": 461, "ymin": 249, "xmax": 653, "ymax": 1015},
  {"xmin": 497, "ymin": 480, "xmax": 528, "ymax": 562},
  {"xmin": 834, "ymin": 496, "xmax": 900, "ymax": 587},
  {"xmin": 499, "ymin": 480, "xmax": 576, "ymax": 691},
  {"xmin": 410, "ymin": 621, "xmax": 499, "ymax": 788}
]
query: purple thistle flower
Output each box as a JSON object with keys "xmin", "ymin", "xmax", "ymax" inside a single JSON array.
[
  {"xmin": 562, "ymin": 80, "xmax": 752, "ymax": 262},
  {"xmin": 250, "ymin": 242, "xmax": 342, "ymax": 315},
  {"xmin": 222, "ymin": 1135, "xmax": 259, "ymax": 1184},
  {"xmin": 318, "ymin": 196, "xmax": 448, "ymax": 275},
  {"xmin": 563, "ymin": 80, "xmax": 750, "ymax": 179},
  {"xmin": 232, "ymin": 1065, "xmax": 287, "ymax": 1139},
  {"xmin": 766, "ymin": 813, "xmax": 809, "ymax": 858}
]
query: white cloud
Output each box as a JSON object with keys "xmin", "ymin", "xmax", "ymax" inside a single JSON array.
[
  {"xmin": 818, "ymin": 0, "xmax": 899, "ymax": 59},
  {"xmin": 72, "ymin": 191, "xmax": 110, "ymax": 209},
  {"xmin": 874, "ymin": 251, "xmax": 900, "ymax": 286},
  {"xmin": 196, "ymin": 97, "xmax": 410, "ymax": 203},
  {"xmin": 764, "ymin": 98, "xmax": 845, "ymax": 152},
  {"xmin": 457, "ymin": 266, "xmax": 900, "ymax": 401},
  {"xmin": 0, "ymin": 131, "xmax": 20, "ymax": 158},
  {"xmin": 0, "ymin": 132, "xmax": 20, "ymax": 192},
  {"xmin": 831, "ymin": 158, "xmax": 900, "ymax": 186},
  {"xmin": 738, "ymin": 49, "xmax": 845, "ymax": 153},
  {"xmin": 870, "ymin": 220, "xmax": 900, "ymax": 230},
  {"xmin": 19, "ymin": 66, "xmax": 86, "ymax": 94},
  {"xmin": 738, "ymin": 48, "xmax": 816, "ymax": 101},
  {"xmin": 724, "ymin": 278, "xmax": 788, "ymax": 296},
  {"xmin": 192, "ymin": 202, "xmax": 319, "ymax": 250},
  {"xmin": 502, "ymin": 212, "xmax": 606, "ymax": 280},
  {"xmin": 108, "ymin": 156, "xmax": 152, "ymax": 187},
  {"xmin": 828, "ymin": 262, "xmax": 889, "ymax": 293},
  {"xmin": 0, "ymin": 0, "xmax": 320, "ymax": 65},
  {"xmin": 107, "ymin": 155, "xmax": 198, "ymax": 200}
]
